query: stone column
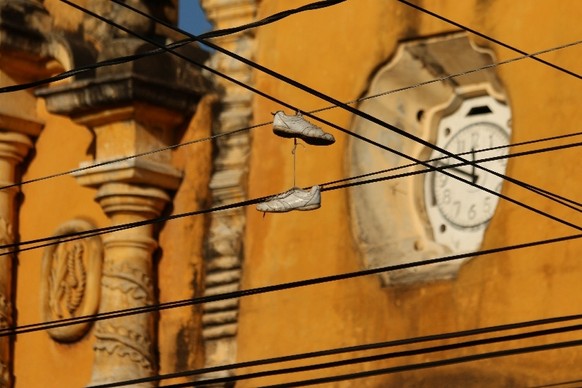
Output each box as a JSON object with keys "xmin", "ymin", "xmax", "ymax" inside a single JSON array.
[
  {"xmin": 200, "ymin": 0, "xmax": 257, "ymax": 376},
  {"xmin": 0, "ymin": 131, "xmax": 36, "ymax": 387},
  {"xmin": 37, "ymin": 12, "xmax": 209, "ymax": 382},
  {"xmin": 88, "ymin": 182, "xmax": 169, "ymax": 385}
]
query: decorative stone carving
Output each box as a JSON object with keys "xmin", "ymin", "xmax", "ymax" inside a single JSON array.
[
  {"xmin": 40, "ymin": 219, "xmax": 103, "ymax": 342},
  {"xmin": 201, "ymin": 0, "xmax": 257, "ymax": 376}
]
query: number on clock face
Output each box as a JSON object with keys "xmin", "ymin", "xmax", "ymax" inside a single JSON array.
[{"xmin": 429, "ymin": 122, "xmax": 509, "ymax": 229}]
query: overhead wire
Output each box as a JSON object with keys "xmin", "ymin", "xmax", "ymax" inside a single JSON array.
[
  {"xmin": 0, "ymin": 0, "xmax": 346, "ymax": 95},
  {"xmin": 1, "ymin": 3, "xmax": 582, "ymax": 384},
  {"xmin": 1, "ymin": 132, "xmax": 580, "ymax": 259},
  {"xmin": 3, "ymin": 230, "xmax": 582, "ymax": 338},
  {"xmin": 3, "ymin": 37, "xmax": 581, "ymax": 193},
  {"xmin": 91, "ymin": 316, "xmax": 582, "ymax": 387},
  {"xmin": 1, "ymin": 0, "xmax": 573, "ymax": 259},
  {"xmin": 531, "ymin": 378, "xmax": 582, "ymax": 388},
  {"xmin": 260, "ymin": 338, "xmax": 582, "ymax": 387},
  {"xmin": 0, "ymin": 0, "xmax": 576, "ymax": 338},
  {"xmin": 397, "ymin": 0, "xmax": 582, "ymax": 80},
  {"xmin": 0, "ymin": 0, "xmax": 572, "ymax": 331},
  {"xmin": 324, "ymin": 137, "xmax": 582, "ymax": 213},
  {"xmin": 104, "ymin": 0, "xmax": 582, "ymax": 232},
  {"xmin": 65, "ymin": 3, "xmax": 575, "ymax": 386}
]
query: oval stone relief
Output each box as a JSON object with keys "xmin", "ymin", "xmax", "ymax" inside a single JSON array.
[{"xmin": 40, "ymin": 219, "xmax": 103, "ymax": 342}]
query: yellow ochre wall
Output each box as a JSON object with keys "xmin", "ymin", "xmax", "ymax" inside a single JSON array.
[{"xmin": 240, "ymin": 0, "xmax": 582, "ymax": 386}]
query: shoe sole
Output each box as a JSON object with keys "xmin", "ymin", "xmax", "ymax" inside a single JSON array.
[
  {"xmin": 297, "ymin": 204, "xmax": 321, "ymax": 211},
  {"xmin": 273, "ymin": 126, "xmax": 334, "ymax": 146},
  {"xmin": 257, "ymin": 203, "xmax": 320, "ymax": 212}
]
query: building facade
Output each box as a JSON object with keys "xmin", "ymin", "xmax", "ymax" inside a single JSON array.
[{"xmin": 0, "ymin": 0, "xmax": 580, "ymax": 387}]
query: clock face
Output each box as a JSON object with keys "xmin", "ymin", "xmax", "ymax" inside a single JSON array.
[
  {"xmin": 429, "ymin": 122, "xmax": 509, "ymax": 229},
  {"xmin": 423, "ymin": 95, "xmax": 512, "ymax": 254}
]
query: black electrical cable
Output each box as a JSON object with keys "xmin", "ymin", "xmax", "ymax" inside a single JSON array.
[
  {"xmin": 0, "ymin": 1, "xmax": 576, "ymax": 199},
  {"xmin": 0, "ymin": 0, "xmax": 345, "ymax": 95},
  {"xmin": 104, "ymin": 0, "xmax": 582, "ymax": 232},
  {"xmin": 3, "ymin": 231, "xmax": 581, "ymax": 339},
  {"xmin": 323, "ymin": 138, "xmax": 582, "ymax": 213},
  {"xmin": 2, "ymin": 0, "xmax": 574, "ymax": 258},
  {"xmin": 531, "ymin": 378, "xmax": 582, "ymax": 388},
  {"xmin": 259, "ymin": 339, "xmax": 582, "ymax": 387},
  {"xmin": 397, "ymin": 0, "xmax": 582, "ymax": 80},
  {"xmin": 10, "ymin": 0, "xmax": 580, "ymax": 348},
  {"xmin": 1, "ymin": 135, "xmax": 580, "ymax": 259},
  {"xmin": 4, "ymin": 43, "xmax": 580, "ymax": 194},
  {"xmin": 93, "ymin": 320, "xmax": 582, "ymax": 387}
]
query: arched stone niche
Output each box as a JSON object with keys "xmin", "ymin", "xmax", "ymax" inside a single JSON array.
[{"xmin": 348, "ymin": 32, "xmax": 510, "ymax": 286}]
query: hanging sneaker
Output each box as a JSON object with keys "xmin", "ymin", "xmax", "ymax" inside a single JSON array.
[
  {"xmin": 256, "ymin": 185, "xmax": 321, "ymax": 213},
  {"xmin": 272, "ymin": 111, "xmax": 335, "ymax": 146}
]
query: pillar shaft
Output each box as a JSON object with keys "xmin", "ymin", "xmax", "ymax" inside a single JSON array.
[
  {"xmin": 89, "ymin": 183, "xmax": 168, "ymax": 386},
  {"xmin": 0, "ymin": 131, "xmax": 34, "ymax": 387}
]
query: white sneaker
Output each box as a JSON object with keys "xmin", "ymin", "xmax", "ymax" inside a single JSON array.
[
  {"xmin": 256, "ymin": 186, "xmax": 321, "ymax": 213},
  {"xmin": 272, "ymin": 111, "xmax": 335, "ymax": 146}
]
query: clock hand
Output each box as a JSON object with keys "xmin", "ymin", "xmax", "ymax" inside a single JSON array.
[
  {"xmin": 435, "ymin": 160, "xmax": 474, "ymax": 180},
  {"xmin": 471, "ymin": 148, "xmax": 478, "ymax": 184}
]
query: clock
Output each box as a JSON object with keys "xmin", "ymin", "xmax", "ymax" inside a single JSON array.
[
  {"xmin": 348, "ymin": 32, "xmax": 512, "ymax": 285},
  {"xmin": 423, "ymin": 95, "xmax": 511, "ymax": 252}
]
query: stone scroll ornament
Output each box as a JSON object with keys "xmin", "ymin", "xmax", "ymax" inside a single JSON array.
[{"xmin": 40, "ymin": 219, "xmax": 103, "ymax": 342}]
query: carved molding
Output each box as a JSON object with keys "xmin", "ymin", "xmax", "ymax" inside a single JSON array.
[
  {"xmin": 200, "ymin": 0, "xmax": 256, "ymax": 374},
  {"xmin": 40, "ymin": 219, "xmax": 103, "ymax": 342}
]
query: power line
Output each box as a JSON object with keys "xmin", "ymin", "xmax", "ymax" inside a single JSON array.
[
  {"xmin": 261, "ymin": 338, "xmax": 582, "ymax": 387},
  {"xmin": 91, "ymin": 316, "xmax": 582, "ymax": 387},
  {"xmin": 10, "ymin": 2, "xmax": 582, "ymax": 384},
  {"xmin": 531, "ymin": 378, "xmax": 582, "ymax": 388},
  {"xmin": 397, "ymin": 0, "xmax": 582, "ymax": 80},
  {"xmin": 21, "ymin": 0, "xmax": 580, "ymax": 346},
  {"xmin": 4, "ymin": 37, "xmax": 580, "ymax": 193},
  {"xmin": 3, "ymin": 231, "xmax": 581, "ymax": 338},
  {"xmin": 0, "ymin": 0, "xmax": 345, "ymax": 95},
  {"xmin": 323, "ymin": 134, "xmax": 582, "ymax": 211},
  {"xmin": 311, "ymin": 37, "xmax": 582, "ymax": 115},
  {"xmin": 1, "ymin": 134, "xmax": 579, "ymax": 258},
  {"xmin": 4, "ymin": 0, "xmax": 569, "ymax": 260},
  {"xmin": 105, "ymin": 0, "xmax": 582, "ymax": 232}
]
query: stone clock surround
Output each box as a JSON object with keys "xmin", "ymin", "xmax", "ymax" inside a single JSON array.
[{"xmin": 348, "ymin": 32, "xmax": 510, "ymax": 286}]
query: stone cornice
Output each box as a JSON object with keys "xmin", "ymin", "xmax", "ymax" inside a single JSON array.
[
  {"xmin": 36, "ymin": 72, "xmax": 206, "ymax": 125},
  {"xmin": 0, "ymin": 0, "xmax": 58, "ymax": 77}
]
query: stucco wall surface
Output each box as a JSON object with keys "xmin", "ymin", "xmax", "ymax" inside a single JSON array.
[{"xmin": 239, "ymin": 0, "xmax": 582, "ymax": 386}]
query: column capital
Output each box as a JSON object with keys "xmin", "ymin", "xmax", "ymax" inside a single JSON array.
[
  {"xmin": 95, "ymin": 182, "xmax": 170, "ymax": 219},
  {"xmin": 0, "ymin": 131, "xmax": 34, "ymax": 164}
]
